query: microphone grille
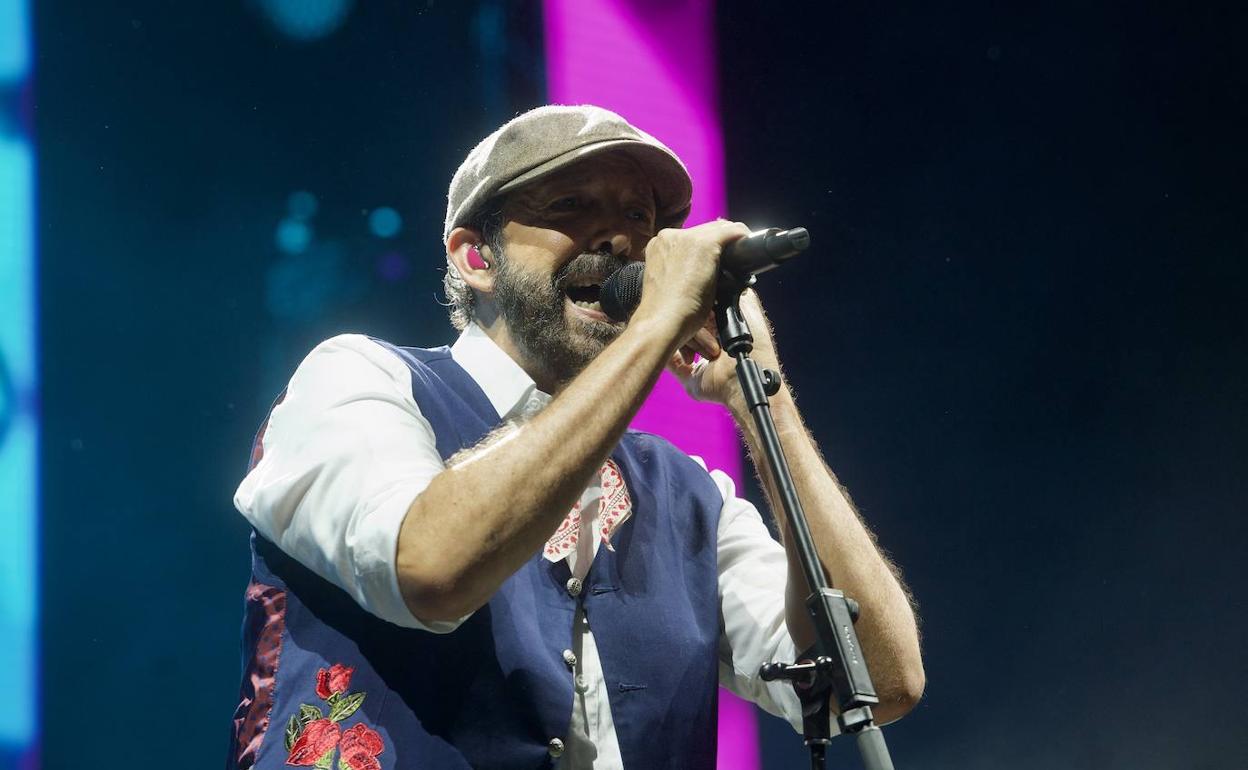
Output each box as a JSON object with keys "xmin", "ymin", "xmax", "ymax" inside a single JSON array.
[{"xmin": 600, "ymin": 262, "xmax": 646, "ymax": 322}]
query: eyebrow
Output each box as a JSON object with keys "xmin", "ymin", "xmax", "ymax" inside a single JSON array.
[{"xmin": 530, "ymin": 178, "xmax": 654, "ymax": 205}]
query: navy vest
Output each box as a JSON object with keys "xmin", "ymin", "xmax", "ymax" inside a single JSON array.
[{"xmin": 228, "ymin": 342, "xmax": 725, "ymax": 769}]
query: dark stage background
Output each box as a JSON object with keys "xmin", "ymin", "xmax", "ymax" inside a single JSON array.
[{"xmin": 37, "ymin": 1, "xmax": 1247, "ymax": 768}]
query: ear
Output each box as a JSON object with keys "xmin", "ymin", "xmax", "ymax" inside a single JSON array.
[{"xmin": 446, "ymin": 226, "xmax": 495, "ymax": 294}]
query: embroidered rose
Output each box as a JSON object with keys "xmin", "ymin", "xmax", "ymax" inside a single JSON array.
[
  {"xmin": 286, "ymin": 718, "xmax": 341, "ymax": 765},
  {"xmin": 339, "ymin": 724, "xmax": 385, "ymax": 770},
  {"xmin": 282, "ymin": 662, "xmax": 381, "ymax": 768},
  {"xmin": 315, "ymin": 663, "xmax": 355, "ymax": 699}
]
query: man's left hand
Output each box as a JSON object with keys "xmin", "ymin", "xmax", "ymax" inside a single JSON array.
[{"xmin": 668, "ymin": 289, "xmax": 785, "ymax": 416}]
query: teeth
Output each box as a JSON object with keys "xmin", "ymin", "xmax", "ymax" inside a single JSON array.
[{"xmin": 572, "ymin": 300, "xmax": 602, "ymax": 311}]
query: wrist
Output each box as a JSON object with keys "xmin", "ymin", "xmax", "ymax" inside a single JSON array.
[
  {"xmin": 725, "ymin": 390, "xmax": 752, "ymax": 424},
  {"xmin": 731, "ymin": 385, "xmax": 796, "ymax": 436},
  {"xmin": 625, "ymin": 300, "xmax": 686, "ymax": 349}
]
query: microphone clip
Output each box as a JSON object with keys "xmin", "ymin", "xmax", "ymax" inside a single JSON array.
[
  {"xmin": 713, "ymin": 284, "xmax": 782, "ymax": 409},
  {"xmin": 713, "ymin": 269, "xmax": 756, "ymax": 359}
]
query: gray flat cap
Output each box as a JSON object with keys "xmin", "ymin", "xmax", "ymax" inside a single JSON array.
[{"xmin": 443, "ymin": 104, "xmax": 693, "ymax": 242}]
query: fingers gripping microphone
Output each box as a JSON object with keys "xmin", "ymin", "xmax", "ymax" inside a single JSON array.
[{"xmin": 600, "ymin": 227, "xmax": 809, "ymax": 322}]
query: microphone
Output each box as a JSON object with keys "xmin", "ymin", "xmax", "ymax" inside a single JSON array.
[{"xmin": 600, "ymin": 227, "xmax": 809, "ymax": 322}]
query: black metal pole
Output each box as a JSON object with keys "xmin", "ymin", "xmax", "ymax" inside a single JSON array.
[{"xmin": 714, "ymin": 271, "xmax": 896, "ymax": 770}]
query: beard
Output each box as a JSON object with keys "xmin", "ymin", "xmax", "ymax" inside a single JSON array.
[{"xmin": 491, "ymin": 246, "xmax": 626, "ymax": 387}]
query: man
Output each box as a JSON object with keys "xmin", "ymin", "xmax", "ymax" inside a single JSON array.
[{"xmin": 228, "ymin": 105, "xmax": 923, "ymax": 770}]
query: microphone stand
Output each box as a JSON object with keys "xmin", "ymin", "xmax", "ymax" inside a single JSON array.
[{"xmin": 714, "ymin": 272, "xmax": 896, "ymax": 770}]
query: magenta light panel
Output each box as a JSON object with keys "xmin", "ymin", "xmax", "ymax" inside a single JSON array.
[{"xmin": 542, "ymin": 1, "xmax": 761, "ymax": 768}]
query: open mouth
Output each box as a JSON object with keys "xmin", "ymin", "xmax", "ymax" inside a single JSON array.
[
  {"xmin": 557, "ymin": 251, "xmax": 624, "ymax": 322},
  {"xmin": 564, "ymin": 280, "xmax": 605, "ymax": 314}
]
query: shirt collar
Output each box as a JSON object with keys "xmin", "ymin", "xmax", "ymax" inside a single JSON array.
[{"xmin": 450, "ymin": 323, "xmax": 552, "ymax": 421}]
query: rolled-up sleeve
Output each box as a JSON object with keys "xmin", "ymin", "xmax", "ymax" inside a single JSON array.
[
  {"xmin": 705, "ymin": 464, "xmax": 838, "ymax": 736},
  {"xmin": 234, "ymin": 334, "xmax": 466, "ymax": 633}
]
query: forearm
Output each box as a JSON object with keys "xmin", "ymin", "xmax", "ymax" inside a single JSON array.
[
  {"xmin": 396, "ymin": 314, "xmax": 681, "ymax": 621},
  {"xmin": 734, "ymin": 388, "xmax": 925, "ymax": 719}
]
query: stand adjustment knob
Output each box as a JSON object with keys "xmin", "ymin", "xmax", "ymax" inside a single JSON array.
[
  {"xmin": 759, "ymin": 662, "xmax": 787, "ymax": 681},
  {"xmin": 762, "ymin": 368, "xmax": 782, "ymax": 396}
]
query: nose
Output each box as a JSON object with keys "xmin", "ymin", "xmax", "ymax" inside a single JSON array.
[
  {"xmin": 592, "ymin": 229, "xmax": 633, "ymax": 260},
  {"xmin": 587, "ymin": 204, "xmax": 639, "ymax": 259}
]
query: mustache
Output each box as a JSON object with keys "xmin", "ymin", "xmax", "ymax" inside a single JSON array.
[{"xmin": 553, "ymin": 250, "xmax": 627, "ymax": 290}]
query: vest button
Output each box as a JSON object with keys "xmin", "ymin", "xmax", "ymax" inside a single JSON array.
[
  {"xmin": 548, "ymin": 737, "xmax": 565, "ymax": 757},
  {"xmin": 575, "ymin": 674, "xmax": 589, "ymax": 693},
  {"xmin": 566, "ymin": 577, "xmax": 583, "ymax": 597},
  {"xmin": 562, "ymin": 648, "xmax": 577, "ymax": 668}
]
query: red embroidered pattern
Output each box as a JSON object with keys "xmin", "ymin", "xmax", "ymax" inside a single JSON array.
[
  {"xmin": 315, "ymin": 663, "xmax": 354, "ymax": 700},
  {"xmin": 287, "ymin": 719, "xmax": 340, "ymax": 765},
  {"xmin": 543, "ymin": 459, "xmax": 633, "ymax": 562},
  {"xmin": 232, "ymin": 581, "xmax": 288, "ymax": 769},
  {"xmin": 281, "ymin": 663, "xmax": 384, "ymax": 768},
  {"xmin": 339, "ymin": 724, "xmax": 385, "ymax": 770}
]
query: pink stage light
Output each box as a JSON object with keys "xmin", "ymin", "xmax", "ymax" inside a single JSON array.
[{"xmin": 543, "ymin": 1, "xmax": 761, "ymax": 768}]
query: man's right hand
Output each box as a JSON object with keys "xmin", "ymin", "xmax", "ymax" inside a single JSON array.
[{"xmin": 633, "ymin": 219, "xmax": 751, "ymax": 347}]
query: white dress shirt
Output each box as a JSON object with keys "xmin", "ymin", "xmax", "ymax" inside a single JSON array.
[{"xmin": 235, "ymin": 325, "xmax": 818, "ymax": 767}]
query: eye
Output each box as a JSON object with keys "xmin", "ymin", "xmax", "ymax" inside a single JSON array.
[
  {"xmin": 627, "ymin": 207, "xmax": 656, "ymax": 231},
  {"xmin": 549, "ymin": 196, "xmax": 580, "ymax": 212}
]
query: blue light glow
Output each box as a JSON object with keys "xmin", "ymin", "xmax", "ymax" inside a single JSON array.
[
  {"xmin": 0, "ymin": 0, "xmax": 28, "ymax": 80},
  {"xmin": 0, "ymin": 0, "xmax": 35, "ymax": 751},
  {"xmin": 287, "ymin": 190, "xmax": 318, "ymax": 221},
  {"xmin": 368, "ymin": 206, "xmax": 402, "ymax": 238},
  {"xmin": 256, "ymin": 0, "xmax": 354, "ymax": 42},
  {"xmin": 276, "ymin": 218, "xmax": 312, "ymax": 254}
]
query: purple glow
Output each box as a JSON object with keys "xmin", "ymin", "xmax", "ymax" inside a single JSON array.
[
  {"xmin": 543, "ymin": 2, "xmax": 760, "ymax": 768},
  {"xmin": 376, "ymin": 251, "xmax": 410, "ymax": 282}
]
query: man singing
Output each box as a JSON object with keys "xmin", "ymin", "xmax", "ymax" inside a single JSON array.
[{"xmin": 228, "ymin": 105, "xmax": 923, "ymax": 769}]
